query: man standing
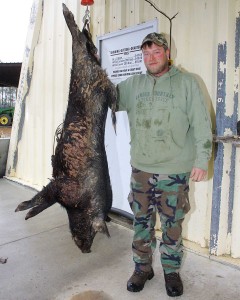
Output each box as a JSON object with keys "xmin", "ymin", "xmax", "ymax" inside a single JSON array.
[{"xmin": 116, "ymin": 32, "xmax": 212, "ymax": 297}]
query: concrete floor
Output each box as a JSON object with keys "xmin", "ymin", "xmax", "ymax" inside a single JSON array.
[{"xmin": 0, "ymin": 178, "xmax": 240, "ymax": 300}]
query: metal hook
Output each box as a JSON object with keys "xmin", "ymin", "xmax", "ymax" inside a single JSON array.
[{"xmin": 82, "ymin": 6, "xmax": 91, "ymax": 25}]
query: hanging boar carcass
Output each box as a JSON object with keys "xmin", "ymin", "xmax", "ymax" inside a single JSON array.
[{"xmin": 15, "ymin": 4, "xmax": 117, "ymax": 253}]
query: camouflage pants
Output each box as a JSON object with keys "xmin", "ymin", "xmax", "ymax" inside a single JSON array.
[{"xmin": 128, "ymin": 167, "xmax": 190, "ymax": 274}]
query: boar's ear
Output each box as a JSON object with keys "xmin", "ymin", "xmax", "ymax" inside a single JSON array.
[{"xmin": 93, "ymin": 218, "xmax": 110, "ymax": 238}]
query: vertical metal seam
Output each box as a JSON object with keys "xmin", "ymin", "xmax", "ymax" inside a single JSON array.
[{"xmin": 210, "ymin": 42, "xmax": 227, "ymax": 255}]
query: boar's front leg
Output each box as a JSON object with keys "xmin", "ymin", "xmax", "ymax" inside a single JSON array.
[{"xmin": 15, "ymin": 181, "xmax": 57, "ymax": 220}]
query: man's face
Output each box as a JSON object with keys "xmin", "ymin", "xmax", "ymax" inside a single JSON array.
[{"xmin": 142, "ymin": 43, "xmax": 170, "ymax": 76}]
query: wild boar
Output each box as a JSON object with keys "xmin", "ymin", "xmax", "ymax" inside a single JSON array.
[{"xmin": 15, "ymin": 3, "xmax": 117, "ymax": 253}]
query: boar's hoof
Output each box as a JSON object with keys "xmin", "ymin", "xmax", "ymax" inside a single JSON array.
[{"xmin": 15, "ymin": 201, "xmax": 32, "ymax": 212}]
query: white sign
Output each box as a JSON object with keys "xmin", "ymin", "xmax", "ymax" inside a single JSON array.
[
  {"xmin": 97, "ymin": 20, "xmax": 158, "ymax": 217},
  {"xmin": 106, "ymin": 45, "xmax": 142, "ymax": 83}
]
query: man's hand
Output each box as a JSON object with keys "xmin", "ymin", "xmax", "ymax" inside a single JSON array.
[{"xmin": 190, "ymin": 167, "xmax": 207, "ymax": 182}]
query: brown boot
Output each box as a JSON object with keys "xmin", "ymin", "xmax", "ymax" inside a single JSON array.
[
  {"xmin": 127, "ymin": 268, "xmax": 154, "ymax": 292},
  {"xmin": 164, "ymin": 272, "xmax": 183, "ymax": 297}
]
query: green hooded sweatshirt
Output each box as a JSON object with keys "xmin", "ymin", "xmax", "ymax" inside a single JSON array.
[{"xmin": 117, "ymin": 66, "xmax": 212, "ymax": 174}]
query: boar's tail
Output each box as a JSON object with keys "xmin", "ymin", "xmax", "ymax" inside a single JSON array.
[
  {"xmin": 93, "ymin": 217, "xmax": 110, "ymax": 238},
  {"xmin": 15, "ymin": 181, "xmax": 57, "ymax": 220}
]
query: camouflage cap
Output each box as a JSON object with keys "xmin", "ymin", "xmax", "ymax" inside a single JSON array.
[{"xmin": 141, "ymin": 32, "xmax": 168, "ymax": 49}]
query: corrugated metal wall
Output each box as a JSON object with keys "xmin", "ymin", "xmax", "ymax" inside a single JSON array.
[{"xmin": 6, "ymin": 0, "xmax": 240, "ymax": 260}]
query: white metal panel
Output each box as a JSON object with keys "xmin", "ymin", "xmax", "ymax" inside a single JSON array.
[
  {"xmin": 6, "ymin": 0, "xmax": 240, "ymax": 260},
  {"xmin": 6, "ymin": 0, "xmax": 44, "ymax": 188}
]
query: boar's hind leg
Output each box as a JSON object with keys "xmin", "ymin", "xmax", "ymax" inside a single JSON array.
[
  {"xmin": 62, "ymin": 4, "xmax": 80, "ymax": 41},
  {"xmin": 15, "ymin": 182, "xmax": 57, "ymax": 220}
]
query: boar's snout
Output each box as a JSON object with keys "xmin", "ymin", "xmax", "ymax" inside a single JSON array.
[
  {"xmin": 71, "ymin": 218, "xmax": 110, "ymax": 253},
  {"xmin": 67, "ymin": 208, "xmax": 110, "ymax": 253},
  {"xmin": 73, "ymin": 235, "xmax": 94, "ymax": 253}
]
